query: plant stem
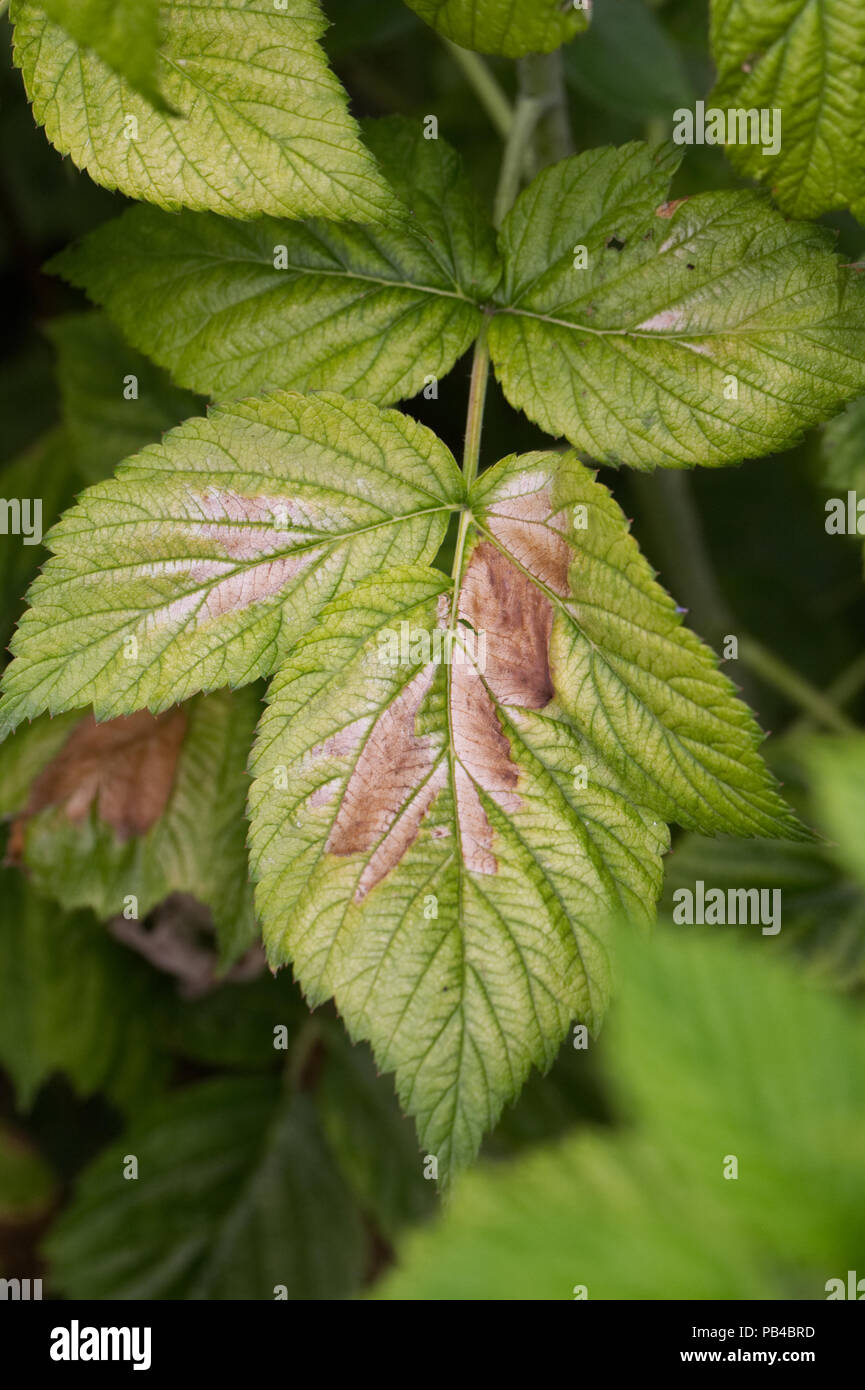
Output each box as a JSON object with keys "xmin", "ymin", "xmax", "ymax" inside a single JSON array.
[
  {"xmin": 452, "ymin": 80, "xmax": 539, "ymax": 582},
  {"xmin": 461, "ymin": 317, "xmax": 491, "ymax": 490},
  {"xmin": 287, "ymin": 1016, "xmax": 323, "ymax": 1092},
  {"xmin": 442, "ymin": 38, "xmax": 513, "ymax": 140},
  {"xmin": 738, "ymin": 638, "xmax": 859, "ymax": 736},
  {"xmin": 492, "ymin": 85, "xmax": 547, "ymax": 228},
  {"xmin": 451, "ymin": 318, "xmax": 491, "ymax": 583},
  {"xmin": 630, "ymin": 472, "xmax": 735, "ymax": 646},
  {"xmin": 790, "ymin": 651, "xmax": 865, "ymax": 735},
  {"xmin": 516, "ymin": 50, "xmax": 574, "ymax": 172},
  {"xmin": 631, "ymin": 470, "xmax": 858, "ymax": 735}
]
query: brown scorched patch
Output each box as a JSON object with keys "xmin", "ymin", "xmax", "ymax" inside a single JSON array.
[
  {"xmin": 8, "ymin": 708, "xmax": 187, "ymax": 861},
  {"xmin": 321, "ymin": 489, "xmax": 572, "ymax": 897}
]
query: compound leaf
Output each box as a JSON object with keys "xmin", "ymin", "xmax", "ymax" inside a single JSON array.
[
  {"xmin": 710, "ymin": 0, "xmax": 865, "ymax": 221},
  {"xmin": 488, "ymin": 142, "xmax": 865, "ymax": 468},
  {"xmin": 0, "ymin": 392, "xmax": 463, "ymax": 733},
  {"xmin": 51, "ymin": 118, "xmax": 501, "ymax": 406},
  {"xmin": 248, "ymin": 449, "xmax": 800, "ymax": 1180},
  {"xmin": 403, "ymin": 0, "xmax": 589, "ymax": 58},
  {"xmin": 11, "ymin": 0, "xmax": 399, "ymax": 221}
]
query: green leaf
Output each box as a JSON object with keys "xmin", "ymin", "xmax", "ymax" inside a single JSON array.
[
  {"xmin": 0, "ymin": 392, "xmax": 463, "ymax": 733},
  {"xmin": 709, "ymin": 0, "xmax": 865, "ymax": 221},
  {"xmin": 44, "ymin": 1078, "xmax": 367, "ymax": 1299},
  {"xmin": 50, "ymin": 118, "xmax": 502, "ymax": 406},
  {"xmin": 0, "ymin": 688, "xmax": 261, "ymax": 969},
  {"xmin": 11, "ymin": 0, "xmax": 399, "ymax": 221},
  {"xmin": 0, "ymin": 867, "xmax": 169, "ymax": 1111},
  {"xmin": 21, "ymin": 0, "xmax": 169, "ymax": 110},
  {"xmin": 488, "ymin": 142, "xmax": 865, "ymax": 468},
  {"xmin": 166, "ymin": 975, "xmax": 308, "ymax": 1070},
  {"xmin": 822, "ymin": 397, "xmax": 865, "ymax": 497},
  {"xmin": 820, "ymin": 397, "xmax": 865, "ymax": 573},
  {"xmin": 663, "ymin": 831, "xmax": 865, "ymax": 989},
  {"xmin": 0, "ymin": 1123, "xmax": 57, "ymax": 1226},
  {"xmin": 375, "ymin": 930, "xmax": 865, "ymax": 1299},
  {"xmin": 563, "ymin": 0, "xmax": 694, "ymax": 121},
  {"xmin": 403, "ymin": 0, "xmax": 589, "ymax": 57},
  {"xmin": 249, "ymin": 449, "xmax": 800, "ymax": 1180},
  {"xmin": 318, "ymin": 1022, "xmax": 436, "ymax": 1239},
  {"xmin": 46, "ymin": 313, "xmax": 204, "ymax": 484},
  {"xmin": 805, "ymin": 736, "xmax": 865, "ymax": 893}
]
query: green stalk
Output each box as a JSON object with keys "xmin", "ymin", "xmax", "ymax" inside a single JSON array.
[
  {"xmin": 631, "ymin": 471, "xmax": 859, "ymax": 735},
  {"xmin": 451, "ymin": 76, "xmax": 545, "ymax": 586},
  {"xmin": 442, "ymin": 38, "xmax": 513, "ymax": 140},
  {"xmin": 516, "ymin": 50, "xmax": 574, "ymax": 172},
  {"xmin": 491, "ymin": 84, "xmax": 547, "ymax": 229},
  {"xmin": 737, "ymin": 638, "xmax": 859, "ymax": 737},
  {"xmin": 790, "ymin": 651, "xmax": 865, "ymax": 735}
]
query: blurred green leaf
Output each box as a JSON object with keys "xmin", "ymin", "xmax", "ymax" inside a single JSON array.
[
  {"xmin": 662, "ymin": 830, "xmax": 865, "ymax": 989},
  {"xmin": 0, "ymin": 866, "xmax": 170, "ymax": 1112},
  {"xmin": 46, "ymin": 313, "xmax": 203, "ymax": 484},
  {"xmin": 20, "ymin": 0, "xmax": 169, "ymax": 110},
  {"xmin": 805, "ymin": 736, "xmax": 865, "ymax": 893},
  {"xmin": 166, "ymin": 975, "xmax": 308, "ymax": 1070},
  {"xmin": 0, "ymin": 430, "xmax": 78, "ymax": 655},
  {"xmin": 402, "ymin": 0, "xmax": 589, "ymax": 58},
  {"xmin": 318, "ymin": 1022, "xmax": 436, "ymax": 1241},
  {"xmin": 0, "ymin": 1122, "xmax": 57, "ymax": 1224},
  {"xmin": 45, "ymin": 1077, "xmax": 367, "ymax": 1299},
  {"xmin": 564, "ymin": 0, "xmax": 694, "ymax": 120},
  {"xmin": 376, "ymin": 930, "xmax": 865, "ymax": 1298}
]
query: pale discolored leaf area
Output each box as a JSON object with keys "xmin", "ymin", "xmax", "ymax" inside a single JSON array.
[
  {"xmin": 51, "ymin": 119, "xmax": 503, "ymax": 406},
  {"xmin": 0, "ymin": 393, "xmax": 464, "ymax": 733},
  {"xmin": 11, "ymin": 0, "xmax": 399, "ymax": 221},
  {"xmin": 488, "ymin": 143, "xmax": 865, "ymax": 468},
  {"xmin": 0, "ymin": 689, "xmax": 261, "ymax": 967},
  {"xmin": 249, "ymin": 450, "xmax": 802, "ymax": 1179},
  {"xmin": 403, "ymin": 0, "xmax": 589, "ymax": 58}
]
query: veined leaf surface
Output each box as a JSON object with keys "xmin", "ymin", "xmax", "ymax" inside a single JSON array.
[
  {"xmin": 11, "ymin": 0, "xmax": 398, "ymax": 221},
  {"xmin": 20, "ymin": 0, "xmax": 168, "ymax": 109},
  {"xmin": 403, "ymin": 0, "xmax": 589, "ymax": 57},
  {"xmin": 51, "ymin": 119, "xmax": 502, "ymax": 405},
  {"xmin": 0, "ymin": 393, "xmax": 463, "ymax": 733},
  {"xmin": 488, "ymin": 143, "xmax": 865, "ymax": 468},
  {"xmin": 710, "ymin": 0, "xmax": 865, "ymax": 221},
  {"xmin": 248, "ymin": 450, "xmax": 802, "ymax": 1178}
]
